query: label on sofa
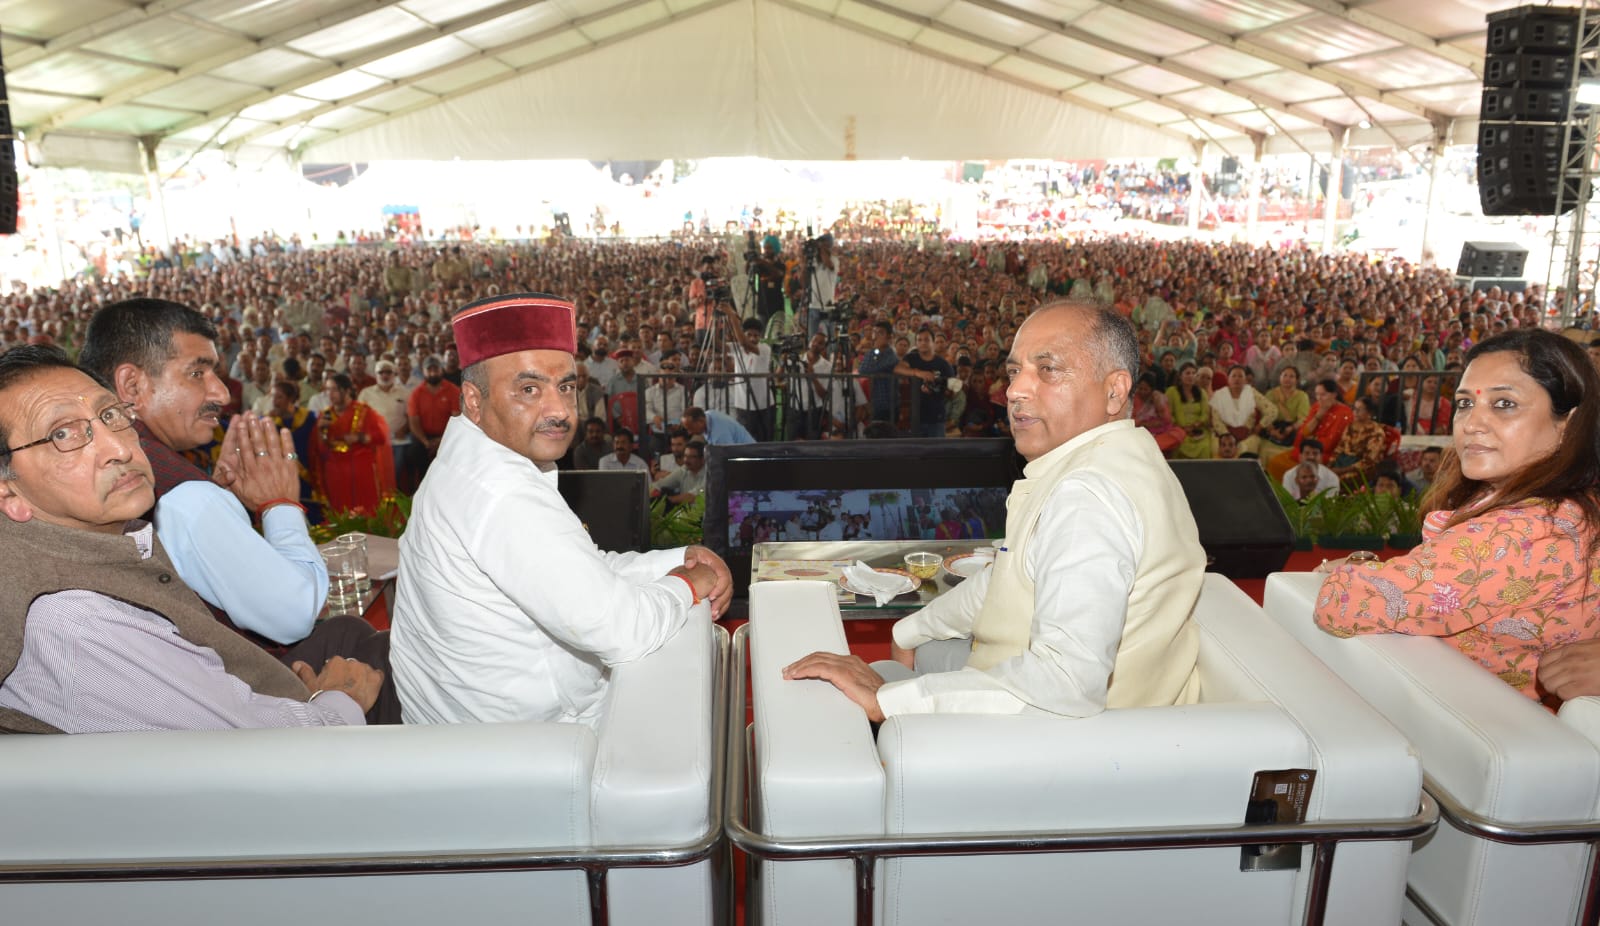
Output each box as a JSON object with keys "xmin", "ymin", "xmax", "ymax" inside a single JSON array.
[{"xmin": 1239, "ymin": 768, "xmax": 1317, "ymax": 872}]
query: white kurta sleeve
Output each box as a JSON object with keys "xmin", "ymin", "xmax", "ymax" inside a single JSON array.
[
  {"xmin": 876, "ymin": 475, "xmax": 1142, "ymax": 718},
  {"xmin": 466, "ymin": 493, "xmax": 691, "ymax": 668}
]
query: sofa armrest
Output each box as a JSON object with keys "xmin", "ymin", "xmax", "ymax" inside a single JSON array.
[
  {"xmin": 591, "ymin": 602, "xmax": 716, "ymax": 845},
  {"xmin": 0, "ymin": 721, "xmax": 596, "ymax": 863},
  {"xmin": 1264, "ymin": 571, "xmax": 1600, "ymax": 824},
  {"xmin": 878, "ymin": 702, "xmax": 1306, "ymax": 834},
  {"xmin": 749, "ymin": 580, "xmax": 884, "ymax": 839},
  {"xmin": 1195, "ymin": 575, "xmax": 1421, "ymax": 822}
]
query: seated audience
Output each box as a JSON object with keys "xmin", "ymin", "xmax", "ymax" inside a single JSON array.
[
  {"xmin": 0, "ymin": 346, "xmax": 395, "ymax": 732},
  {"xmin": 79, "ymin": 298, "xmax": 327, "ymax": 648},
  {"xmin": 391, "ymin": 293, "xmax": 732, "ymax": 726},
  {"xmin": 785, "ymin": 301, "xmax": 1205, "ymax": 719},
  {"xmin": 1267, "ymin": 379, "xmax": 1352, "ymax": 480},
  {"xmin": 599, "ymin": 427, "xmax": 649, "ymax": 473},
  {"xmin": 652, "ymin": 439, "xmax": 707, "ymax": 505},
  {"xmin": 1328, "ymin": 396, "xmax": 1390, "ymax": 486},
  {"xmin": 1315, "ymin": 330, "xmax": 1600, "ymax": 706}
]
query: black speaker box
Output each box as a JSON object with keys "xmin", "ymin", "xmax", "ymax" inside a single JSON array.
[
  {"xmin": 0, "ymin": 55, "xmax": 14, "ymax": 236},
  {"xmin": 1487, "ymin": 6, "xmax": 1582, "ymax": 54},
  {"xmin": 1168, "ymin": 460, "xmax": 1293, "ymax": 579},
  {"xmin": 1480, "ymin": 83, "xmax": 1573, "ymax": 120},
  {"xmin": 1456, "ymin": 241, "xmax": 1529, "ymax": 278},
  {"xmin": 558, "ymin": 469, "xmax": 651, "ymax": 553},
  {"xmin": 1485, "ymin": 51, "xmax": 1574, "ymax": 86},
  {"xmin": 1478, "ymin": 122, "xmax": 1581, "ymax": 215}
]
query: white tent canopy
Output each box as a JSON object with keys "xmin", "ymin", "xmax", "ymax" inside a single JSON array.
[{"xmin": 0, "ymin": 0, "xmax": 1530, "ymax": 170}]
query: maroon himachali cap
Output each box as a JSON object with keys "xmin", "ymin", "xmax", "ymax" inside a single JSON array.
[{"xmin": 450, "ymin": 292, "xmax": 577, "ymax": 367}]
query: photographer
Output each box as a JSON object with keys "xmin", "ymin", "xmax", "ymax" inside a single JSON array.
[
  {"xmin": 799, "ymin": 233, "xmax": 840, "ymax": 339},
  {"xmin": 748, "ymin": 235, "xmax": 787, "ymax": 324}
]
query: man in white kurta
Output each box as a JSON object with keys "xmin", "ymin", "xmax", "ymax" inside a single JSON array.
[
  {"xmin": 785, "ymin": 301, "xmax": 1205, "ymax": 719},
  {"xmin": 391, "ymin": 292, "xmax": 729, "ymax": 726}
]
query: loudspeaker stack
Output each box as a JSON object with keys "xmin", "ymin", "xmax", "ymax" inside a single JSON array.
[
  {"xmin": 1478, "ymin": 5, "xmax": 1595, "ymax": 216},
  {"xmin": 0, "ymin": 39, "xmax": 13, "ymax": 236}
]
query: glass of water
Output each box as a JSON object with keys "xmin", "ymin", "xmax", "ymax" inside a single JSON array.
[
  {"xmin": 322, "ymin": 545, "xmax": 360, "ymax": 616},
  {"xmin": 336, "ymin": 532, "xmax": 370, "ymax": 593}
]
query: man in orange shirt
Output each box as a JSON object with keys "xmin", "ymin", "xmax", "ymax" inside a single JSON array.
[{"xmin": 406, "ymin": 355, "xmax": 460, "ymax": 480}]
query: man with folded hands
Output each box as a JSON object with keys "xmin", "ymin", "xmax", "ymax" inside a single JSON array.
[
  {"xmin": 786, "ymin": 301, "xmax": 1206, "ymax": 719},
  {"xmin": 391, "ymin": 293, "xmax": 734, "ymax": 726},
  {"xmin": 0, "ymin": 345, "xmax": 394, "ymax": 732}
]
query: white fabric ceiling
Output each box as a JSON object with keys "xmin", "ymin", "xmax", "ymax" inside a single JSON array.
[{"xmin": 0, "ymin": 0, "xmax": 1537, "ymax": 171}]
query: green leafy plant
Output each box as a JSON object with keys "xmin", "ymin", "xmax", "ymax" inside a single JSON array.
[
  {"xmin": 1271, "ymin": 480, "xmax": 1319, "ymax": 542},
  {"xmin": 651, "ymin": 494, "xmax": 705, "ymax": 549},
  {"xmin": 310, "ymin": 492, "xmax": 411, "ymax": 544}
]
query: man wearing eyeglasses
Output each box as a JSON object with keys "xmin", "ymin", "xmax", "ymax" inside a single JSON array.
[
  {"xmin": 0, "ymin": 346, "xmax": 391, "ymax": 733},
  {"xmin": 79, "ymin": 298, "xmax": 328, "ymax": 650}
]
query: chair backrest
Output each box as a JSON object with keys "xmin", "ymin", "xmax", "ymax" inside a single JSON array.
[
  {"xmin": 748, "ymin": 575, "xmax": 1422, "ymax": 926},
  {"xmin": 1264, "ymin": 571, "xmax": 1600, "ymax": 926},
  {"xmin": 610, "ymin": 391, "xmax": 641, "ymax": 434}
]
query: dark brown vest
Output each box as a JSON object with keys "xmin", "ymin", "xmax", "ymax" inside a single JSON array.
[{"xmin": 0, "ymin": 517, "xmax": 309, "ymax": 734}]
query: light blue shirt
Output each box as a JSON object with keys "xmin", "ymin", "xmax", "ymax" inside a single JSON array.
[
  {"xmin": 155, "ymin": 481, "xmax": 328, "ymax": 645},
  {"xmin": 704, "ymin": 409, "xmax": 754, "ymax": 445}
]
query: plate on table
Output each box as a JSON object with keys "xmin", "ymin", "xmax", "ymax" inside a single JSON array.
[
  {"xmin": 942, "ymin": 552, "xmax": 994, "ymax": 582},
  {"xmin": 838, "ymin": 567, "xmax": 919, "ymax": 598}
]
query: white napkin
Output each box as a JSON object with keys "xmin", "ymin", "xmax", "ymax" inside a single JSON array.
[{"xmin": 843, "ymin": 560, "xmax": 907, "ymax": 607}]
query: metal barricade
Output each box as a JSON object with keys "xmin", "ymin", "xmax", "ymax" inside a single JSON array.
[{"xmin": 724, "ymin": 625, "xmax": 1439, "ymax": 926}]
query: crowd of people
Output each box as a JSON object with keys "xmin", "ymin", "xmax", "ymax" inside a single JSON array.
[
  {"xmin": 1, "ymin": 228, "xmax": 1599, "ymax": 745},
  {"xmin": 0, "ymin": 224, "xmax": 1569, "ymax": 524}
]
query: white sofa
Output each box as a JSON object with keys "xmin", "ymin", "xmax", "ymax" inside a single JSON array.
[
  {"xmin": 1266, "ymin": 571, "xmax": 1600, "ymax": 926},
  {"xmin": 738, "ymin": 576, "xmax": 1429, "ymax": 926},
  {"xmin": 0, "ymin": 605, "xmax": 726, "ymax": 926}
]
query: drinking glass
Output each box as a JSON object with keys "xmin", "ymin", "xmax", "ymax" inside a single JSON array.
[
  {"xmin": 322, "ymin": 546, "xmax": 359, "ymax": 616},
  {"xmin": 337, "ymin": 532, "xmax": 370, "ymax": 593}
]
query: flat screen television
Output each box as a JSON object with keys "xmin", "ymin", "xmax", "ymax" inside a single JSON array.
[{"xmin": 704, "ymin": 438, "xmax": 1023, "ymax": 597}]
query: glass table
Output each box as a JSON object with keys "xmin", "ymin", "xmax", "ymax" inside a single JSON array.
[{"xmin": 751, "ymin": 539, "xmax": 993, "ymax": 614}]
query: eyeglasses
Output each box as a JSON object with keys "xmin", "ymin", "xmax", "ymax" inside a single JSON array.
[{"xmin": 5, "ymin": 403, "xmax": 137, "ymax": 455}]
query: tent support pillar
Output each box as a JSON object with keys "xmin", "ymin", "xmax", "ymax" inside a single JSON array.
[
  {"xmin": 1246, "ymin": 134, "xmax": 1264, "ymax": 245},
  {"xmin": 1321, "ymin": 126, "xmax": 1347, "ymax": 253},
  {"xmin": 1418, "ymin": 119, "xmax": 1451, "ymax": 268}
]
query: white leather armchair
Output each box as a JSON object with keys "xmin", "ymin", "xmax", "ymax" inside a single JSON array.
[
  {"xmin": 735, "ymin": 576, "xmax": 1432, "ymax": 926},
  {"xmin": 1266, "ymin": 571, "xmax": 1600, "ymax": 926},
  {"xmin": 0, "ymin": 605, "xmax": 727, "ymax": 926}
]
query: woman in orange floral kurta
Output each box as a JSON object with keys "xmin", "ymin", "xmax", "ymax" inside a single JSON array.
[
  {"xmin": 1314, "ymin": 499, "xmax": 1599, "ymax": 700},
  {"xmin": 1314, "ymin": 328, "xmax": 1600, "ymax": 705}
]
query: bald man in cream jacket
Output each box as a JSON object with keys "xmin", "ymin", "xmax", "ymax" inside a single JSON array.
[{"xmin": 786, "ymin": 301, "xmax": 1205, "ymax": 719}]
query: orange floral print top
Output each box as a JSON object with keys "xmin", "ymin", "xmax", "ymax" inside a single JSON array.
[{"xmin": 1313, "ymin": 498, "xmax": 1600, "ymax": 701}]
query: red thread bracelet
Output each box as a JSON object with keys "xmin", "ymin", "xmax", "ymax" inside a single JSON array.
[
  {"xmin": 256, "ymin": 497, "xmax": 307, "ymax": 518},
  {"xmin": 670, "ymin": 573, "xmax": 701, "ymax": 605}
]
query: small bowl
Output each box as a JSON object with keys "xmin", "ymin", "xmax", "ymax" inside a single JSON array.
[{"xmin": 904, "ymin": 551, "xmax": 941, "ymax": 580}]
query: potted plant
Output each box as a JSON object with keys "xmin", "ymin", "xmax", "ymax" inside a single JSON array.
[
  {"xmin": 1387, "ymin": 491, "xmax": 1425, "ymax": 551},
  {"xmin": 1270, "ymin": 481, "xmax": 1331, "ymax": 551},
  {"xmin": 310, "ymin": 491, "xmax": 411, "ymax": 544},
  {"xmin": 1316, "ymin": 490, "xmax": 1385, "ymax": 551}
]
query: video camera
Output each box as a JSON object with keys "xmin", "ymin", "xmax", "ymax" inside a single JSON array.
[
  {"xmin": 743, "ymin": 229, "xmax": 761, "ymax": 264},
  {"xmin": 700, "ymin": 270, "xmax": 733, "ymax": 305},
  {"xmin": 774, "ymin": 333, "xmax": 808, "ymax": 357}
]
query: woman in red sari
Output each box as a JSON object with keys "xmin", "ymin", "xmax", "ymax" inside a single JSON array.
[
  {"xmin": 1266, "ymin": 378, "xmax": 1353, "ymax": 480},
  {"xmin": 312, "ymin": 372, "xmax": 395, "ymax": 515}
]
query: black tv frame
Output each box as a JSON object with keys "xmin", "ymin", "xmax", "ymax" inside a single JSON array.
[{"xmin": 705, "ymin": 438, "xmax": 1023, "ymax": 598}]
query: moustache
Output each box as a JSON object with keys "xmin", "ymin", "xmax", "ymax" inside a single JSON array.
[
  {"xmin": 199, "ymin": 403, "xmax": 224, "ymax": 418},
  {"xmin": 536, "ymin": 417, "xmax": 572, "ymax": 434}
]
